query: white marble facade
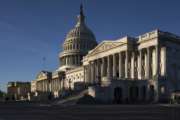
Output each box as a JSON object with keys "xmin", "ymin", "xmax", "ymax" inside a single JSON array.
[
  {"xmin": 33, "ymin": 29, "xmax": 180, "ymax": 103},
  {"xmin": 32, "ymin": 5, "xmax": 180, "ymax": 103},
  {"xmin": 82, "ymin": 30, "xmax": 180, "ymax": 103}
]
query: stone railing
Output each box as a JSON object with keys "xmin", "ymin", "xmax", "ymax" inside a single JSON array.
[{"xmin": 138, "ymin": 30, "xmax": 158, "ymax": 41}]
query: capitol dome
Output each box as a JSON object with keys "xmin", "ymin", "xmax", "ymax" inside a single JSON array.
[{"xmin": 59, "ymin": 4, "xmax": 97, "ymax": 71}]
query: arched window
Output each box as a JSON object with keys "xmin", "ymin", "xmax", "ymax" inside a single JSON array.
[
  {"xmin": 70, "ymin": 44, "xmax": 72, "ymax": 50},
  {"xmin": 160, "ymin": 86, "xmax": 165, "ymax": 94}
]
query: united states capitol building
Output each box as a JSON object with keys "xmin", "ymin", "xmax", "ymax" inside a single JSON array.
[{"xmin": 31, "ymin": 5, "xmax": 180, "ymax": 103}]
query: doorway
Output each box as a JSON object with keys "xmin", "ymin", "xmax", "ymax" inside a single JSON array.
[{"xmin": 114, "ymin": 87, "xmax": 122, "ymax": 104}]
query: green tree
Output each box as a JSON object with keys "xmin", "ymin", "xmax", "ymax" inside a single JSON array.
[{"xmin": 0, "ymin": 90, "xmax": 5, "ymax": 98}]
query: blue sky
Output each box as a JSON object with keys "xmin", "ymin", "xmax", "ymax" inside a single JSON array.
[{"xmin": 0, "ymin": 0, "xmax": 180, "ymax": 91}]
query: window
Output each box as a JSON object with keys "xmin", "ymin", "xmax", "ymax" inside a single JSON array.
[
  {"xmin": 70, "ymin": 45, "xmax": 72, "ymax": 50},
  {"xmin": 77, "ymin": 44, "xmax": 79, "ymax": 49},
  {"xmin": 160, "ymin": 86, "xmax": 165, "ymax": 94}
]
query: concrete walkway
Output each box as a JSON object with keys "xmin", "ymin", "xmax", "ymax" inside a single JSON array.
[{"xmin": 0, "ymin": 104, "xmax": 180, "ymax": 120}]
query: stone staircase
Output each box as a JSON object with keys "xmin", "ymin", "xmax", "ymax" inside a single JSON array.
[{"xmin": 52, "ymin": 89, "xmax": 88, "ymax": 105}]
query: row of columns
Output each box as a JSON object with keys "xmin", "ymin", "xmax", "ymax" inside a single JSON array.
[
  {"xmin": 61, "ymin": 55, "xmax": 82, "ymax": 66},
  {"xmin": 64, "ymin": 43, "xmax": 80, "ymax": 51},
  {"xmin": 50, "ymin": 79, "xmax": 62, "ymax": 92},
  {"xmin": 85, "ymin": 46, "xmax": 160, "ymax": 84},
  {"xmin": 37, "ymin": 80, "xmax": 49, "ymax": 92},
  {"xmin": 37, "ymin": 79, "xmax": 63, "ymax": 92}
]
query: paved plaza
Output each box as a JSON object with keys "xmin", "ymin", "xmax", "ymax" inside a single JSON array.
[{"xmin": 0, "ymin": 103, "xmax": 180, "ymax": 120}]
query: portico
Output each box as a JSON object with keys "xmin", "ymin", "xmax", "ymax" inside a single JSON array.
[
  {"xmin": 83, "ymin": 37, "xmax": 161, "ymax": 83},
  {"xmin": 83, "ymin": 30, "xmax": 168, "ymax": 103}
]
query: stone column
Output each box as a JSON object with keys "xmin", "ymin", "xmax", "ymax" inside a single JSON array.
[
  {"xmin": 45, "ymin": 80, "xmax": 48, "ymax": 92},
  {"xmin": 83, "ymin": 66, "xmax": 87, "ymax": 83},
  {"xmin": 146, "ymin": 48, "xmax": 150, "ymax": 79},
  {"xmin": 138, "ymin": 50, "xmax": 142, "ymax": 79},
  {"xmin": 156, "ymin": 45, "xmax": 160, "ymax": 77},
  {"xmin": 43, "ymin": 80, "xmax": 45, "ymax": 92},
  {"xmin": 97, "ymin": 59, "xmax": 100, "ymax": 83},
  {"xmin": 90, "ymin": 61, "xmax": 94, "ymax": 84},
  {"xmin": 67, "ymin": 56, "xmax": 69, "ymax": 65},
  {"xmin": 163, "ymin": 47, "xmax": 167, "ymax": 75},
  {"xmin": 53, "ymin": 80, "xmax": 55, "ymax": 92},
  {"xmin": 58, "ymin": 79, "xmax": 60, "ymax": 91},
  {"xmin": 107, "ymin": 56, "xmax": 110, "ymax": 78},
  {"xmin": 42, "ymin": 81, "xmax": 44, "ymax": 92},
  {"xmin": 45, "ymin": 80, "xmax": 46, "ymax": 92},
  {"xmin": 78, "ymin": 55, "xmax": 81, "ymax": 65},
  {"xmin": 77, "ymin": 55, "xmax": 79, "ymax": 65},
  {"xmin": 71, "ymin": 56, "xmax": 73, "ymax": 65},
  {"xmin": 119, "ymin": 52, "xmax": 122, "ymax": 79},
  {"xmin": 38, "ymin": 82, "xmax": 40, "ymax": 91},
  {"xmin": 88, "ymin": 64, "xmax": 91, "ymax": 84},
  {"xmin": 131, "ymin": 52, "xmax": 135, "ymax": 79},
  {"xmin": 47, "ymin": 80, "xmax": 49, "ymax": 92},
  {"xmin": 51, "ymin": 80, "xmax": 53, "ymax": 92},
  {"xmin": 47, "ymin": 80, "xmax": 49, "ymax": 91},
  {"xmin": 65, "ymin": 57, "xmax": 67, "ymax": 65},
  {"xmin": 113, "ymin": 54, "xmax": 116, "ymax": 78},
  {"xmin": 89, "ymin": 65, "xmax": 91, "ymax": 84},
  {"xmin": 53, "ymin": 79, "xmax": 56, "ymax": 91},
  {"xmin": 41, "ymin": 81, "xmax": 42, "ymax": 92},
  {"xmin": 46, "ymin": 80, "xmax": 48, "ymax": 92},
  {"xmin": 38, "ymin": 81, "xmax": 40, "ymax": 91},
  {"xmin": 64, "ymin": 57, "xmax": 65, "ymax": 65},
  {"xmin": 42, "ymin": 81, "xmax": 43, "ymax": 92},
  {"xmin": 125, "ymin": 51, "xmax": 129, "ymax": 78},
  {"xmin": 40, "ymin": 81, "xmax": 42, "ymax": 92},
  {"xmin": 74, "ymin": 55, "xmax": 77, "ymax": 65},
  {"xmin": 40, "ymin": 81, "xmax": 42, "ymax": 91},
  {"xmin": 72, "ymin": 55, "xmax": 74, "ymax": 65},
  {"xmin": 154, "ymin": 44, "xmax": 160, "ymax": 102},
  {"xmin": 92, "ymin": 61, "xmax": 95, "ymax": 84},
  {"xmin": 97, "ymin": 60, "xmax": 99, "ymax": 82},
  {"xmin": 49, "ymin": 80, "xmax": 51, "ymax": 92},
  {"xmin": 69, "ymin": 56, "xmax": 71, "ymax": 65},
  {"xmin": 56, "ymin": 79, "xmax": 58, "ymax": 91},
  {"xmin": 63, "ymin": 57, "xmax": 65, "ymax": 65},
  {"xmin": 87, "ymin": 66, "xmax": 89, "ymax": 83},
  {"xmin": 73, "ymin": 56, "xmax": 75, "ymax": 65},
  {"xmin": 101, "ymin": 58, "xmax": 105, "ymax": 78},
  {"xmin": 39, "ymin": 81, "xmax": 42, "ymax": 92},
  {"xmin": 94, "ymin": 60, "xmax": 97, "ymax": 83}
]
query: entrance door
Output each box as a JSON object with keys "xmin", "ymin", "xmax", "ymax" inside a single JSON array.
[
  {"xmin": 141, "ymin": 86, "xmax": 146, "ymax": 101},
  {"xmin": 129, "ymin": 86, "xmax": 139, "ymax": 103},
  {"xmin": 149, "ymin": 85, "xmax": 155, "ymax": 101},
  {"xmin": 114, "ymin": 87, "xmax": 122, "ymax": 104}
]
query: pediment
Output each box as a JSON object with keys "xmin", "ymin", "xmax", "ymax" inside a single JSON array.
[
  {"xmin": 88, "ymin": 41, "xmax": 124, "ymax": 56},
  {"xmin": 36, "ymin": 71, "xmax": 48, "ymax": 80}
]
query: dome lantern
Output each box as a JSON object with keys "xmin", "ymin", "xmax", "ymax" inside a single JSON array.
[{"xmin": 76, "ymin": 4, "xmax": 85, "ymax": 27}]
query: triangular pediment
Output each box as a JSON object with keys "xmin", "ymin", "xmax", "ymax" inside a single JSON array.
[
  {"xmin": 88, "ymin": 41, "xmax": 125, "ymax": 56},
  {"xmin": 36, "ymin": 71, "xmax": 50, "ymax": 80}
]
